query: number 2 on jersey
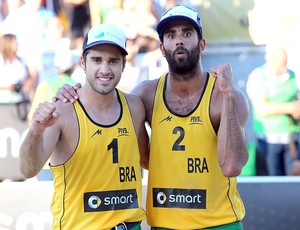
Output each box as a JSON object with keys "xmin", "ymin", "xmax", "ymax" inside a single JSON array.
[{"xmin": 172, "ymin": 126, "xmax": 185, "ymax": 151}]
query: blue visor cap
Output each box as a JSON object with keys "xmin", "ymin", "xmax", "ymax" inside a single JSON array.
[
  {"xmin": 157, "ymin": 4, "xmax": 203, "ymax": 41},
  {"xmin": 82, "ymin": 23, "xmax": 128, "ymax": 55}
]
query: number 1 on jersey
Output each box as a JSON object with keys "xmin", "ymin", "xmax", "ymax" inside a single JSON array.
[{"xmin": 108, "ymin": 138, "xmax": 118, "ymax": 163}]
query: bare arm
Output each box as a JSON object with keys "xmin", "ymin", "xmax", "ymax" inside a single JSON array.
[
  {"xmin": 246, "ymin": 70, "xmax": 300, "ymax": 117},
  {"xmin": 126, "ymin": 93, "xmax": 150, "ymax": 169},
  {"xmin": 218, "ymin": 89, "xmax": 249, "ymax": 177},
  {"xmin": 131, "ymin": 79, "xmax": 158, "ymax": 125},
  {"xmin": 19, "ymin": 103, "xmax": 61, "ymax": 178},
  {"xmin": 211, "ymin": 64, "xmax": 249, "ymax": 177},
  {"xmin": 249, "ymin": 93, "xmax": 300, "ymax": 118}
]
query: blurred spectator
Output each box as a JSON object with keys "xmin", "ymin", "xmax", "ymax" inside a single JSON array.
[
  {"xmin": 28, "ymin": 49, "xmax": 80, "ymax": 180},
  {"xmin": 0, "ymin": 0, "xmax": 8, "ymax": 22},
  {"xmin": 88, "ymin": 0, "xmax": 121, "ymax": 27},
  {"xmin": 38, "ymin": 16, "xmax": 71, "ymax": 83},
  {"xmin": 42, "ymin": 0, "xmax": 62, "ymax": 15},
  {"xmin": 0, "ymin": 0, "xmax": 56, "ymax": 100},
  {"xmin": 42, "ymin": 0, "xmax": 69, "ymax": 31},
  {"xmin": 63, "ymin": 0, "xmax": 90, "ymax": 50},
  {"xmin": 247, "ymin": 43, "xmax": 300, "ymax": 176},
  {"xmin": 29, "ymin": 49, "xmax": 80, "ymax": 121},
  {"xmin": 69, "ymin": 51, "xmax": 85, "ymax": 85},
  {"xmin": 150, "ymin": 0, "xmax": 199, "ymax": 22},
  {"xmin": 105, "ymin": 0, "xmax": 157, "ymax": 39},
  {"xmin": 137, "ymin": 44, "xmax": 168, "ymax": 81},
  {"xmin": 117, "ymin": 29, "xmax": 162, "ymax": 92},
  {"xmin": 101, "ymin": 0, "xmax": 161, "ymax": 92},
  {"xmin": 150, "ymin": 0, "xmax": 165, "ymax": 22},
  {"xmin": 7, "ymin": 0, "xmax": 25, "ymax": 12},
  {"xmin": 0, "ymin": 34, "xmax": 31, "ymax": 120}
]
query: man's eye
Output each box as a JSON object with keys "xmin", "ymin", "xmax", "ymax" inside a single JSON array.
[
  {"xmin": 110, "ymin": 60, "xmax": 119, "ymax": 64},
  {"xmin": 167, "ymin": 34, "xmax": 174, "ymax": 39},
  {"xmin": 92, "ymin": 58, "xmax": 101, "ymax": 63},
  {"xmin": 184, "ymin": 32, "xmax": 192, "ymax": 37}
]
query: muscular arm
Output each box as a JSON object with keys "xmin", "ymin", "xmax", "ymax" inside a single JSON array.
[
  {"xmin": 126, "ymin": 94, "xmax": 150, "ymax": 169},
  {"xmin": 211, "ymin": 64, "xmax": 249, "ymax": 177},
  {"xmin": 217, "ymin": 89, "xmax": 249, "ymax": 177},
  {"xmin": 131, "ymin": 79, "xmax": 158, "ymax": 125},
  {"xmin": 19, "ymin": 103, "xmax": 61, "ymax": 178}
]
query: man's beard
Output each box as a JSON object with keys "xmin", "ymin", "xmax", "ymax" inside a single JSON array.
[{"xmin": 164, "ymin": 44, "xmax": 200, "ymax": 78}]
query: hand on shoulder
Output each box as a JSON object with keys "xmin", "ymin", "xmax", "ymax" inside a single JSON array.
[{"xmin": 52, "ymin": 83, "xmax": 81, "ymax": 103}]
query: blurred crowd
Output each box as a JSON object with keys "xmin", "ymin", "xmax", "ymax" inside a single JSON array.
[
  {"xmin": 0, "ymin": 0, "xmax": 197, "ymax": 109},
  {"xmin": 1, "ymin": 0, "xmax": 300, "ymax": 179},
  {"xmin": 0, "ymin": 0, "xmax": 175, "ymax": 182}
]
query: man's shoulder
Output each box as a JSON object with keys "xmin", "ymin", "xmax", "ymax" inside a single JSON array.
[
  {"xmin": 132, "ymin": 78, "xmax": 160, "ymax": 95},
  {"xmin": 121, "ymin": 92, "xmax": 145, "ymax": 121},
  {"xmin": 138, "ymin": 78, "xmax": 160, "ymax": 88},
  {"xmin": 122, "ymin": 91, "xmax": 141, "ymax": 102}
]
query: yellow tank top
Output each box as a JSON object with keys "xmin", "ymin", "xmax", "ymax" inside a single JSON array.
[
  {"xmin": 50, "ymin": 89, "xmax": 145, "ymax": 230},
  {"xmin": 147, "ymin": 74, "xmax": 245, "ymax": 229}
]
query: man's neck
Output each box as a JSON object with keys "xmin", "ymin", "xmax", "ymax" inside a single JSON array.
[{"xmin": 167, "ymin": 70, "xmax": 206, "ymax": 97}]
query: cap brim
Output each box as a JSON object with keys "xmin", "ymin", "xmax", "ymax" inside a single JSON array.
[{"xmin": 83, "ymin": 40, "xmax": 128, "ymax": 55}]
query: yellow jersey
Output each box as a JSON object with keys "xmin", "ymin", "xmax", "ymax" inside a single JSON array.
[
  {"xmin": 50, "ymin": 89, "xmax": 145, "ymax": 229},
  {"xmin": 147, "ymin": 74, "xmax": 245, "ymax": 229}
]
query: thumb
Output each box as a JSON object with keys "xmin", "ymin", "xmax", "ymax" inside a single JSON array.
[
  {"xmin": 52, "ymin": 111, "xmax": 60, "ymax": 119},
  {"xmin": 74, "ymin": 83, "xmax": 82, "ymax": 90}
]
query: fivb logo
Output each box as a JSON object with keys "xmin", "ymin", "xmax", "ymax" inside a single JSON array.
[
  {"xmin": 84, "ymin": 189, "xmax": 138, "ymax": 212},
  {"xmin": 153, "ymin": 188, "xmax": 206, "ymax": 209},
  {"xmin": 189, "ymin": 116, "xmax": 202, "ymax": 125}
]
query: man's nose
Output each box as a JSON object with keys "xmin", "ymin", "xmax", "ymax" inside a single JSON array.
[{"xmin": 98, "ymin": 63, "xmax": 111, "ymax": 75}]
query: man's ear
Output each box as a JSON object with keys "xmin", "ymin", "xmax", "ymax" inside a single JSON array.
[
  {"xmin": 80, "ymin": 57, "xmax": 86, "ymax": 71},
  {"xmin": 200, "ymin": 39, "xmax": 206, "ymax": 52},
  {"xmin": 160, "ymin": 43, "xmax": 166, "ymax": 57}
]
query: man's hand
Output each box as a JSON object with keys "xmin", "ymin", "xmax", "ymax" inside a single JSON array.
[
  {"xmin": 52, "ymin": 83, "xmax": 81, "ymax": 103},
  {"xmin": 210, "ymin": 64, "xmax": 234, "ymax": 96},
  {"xmin": 32, "ymin": 102, "xmax": 60, "ymax": 133}
]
